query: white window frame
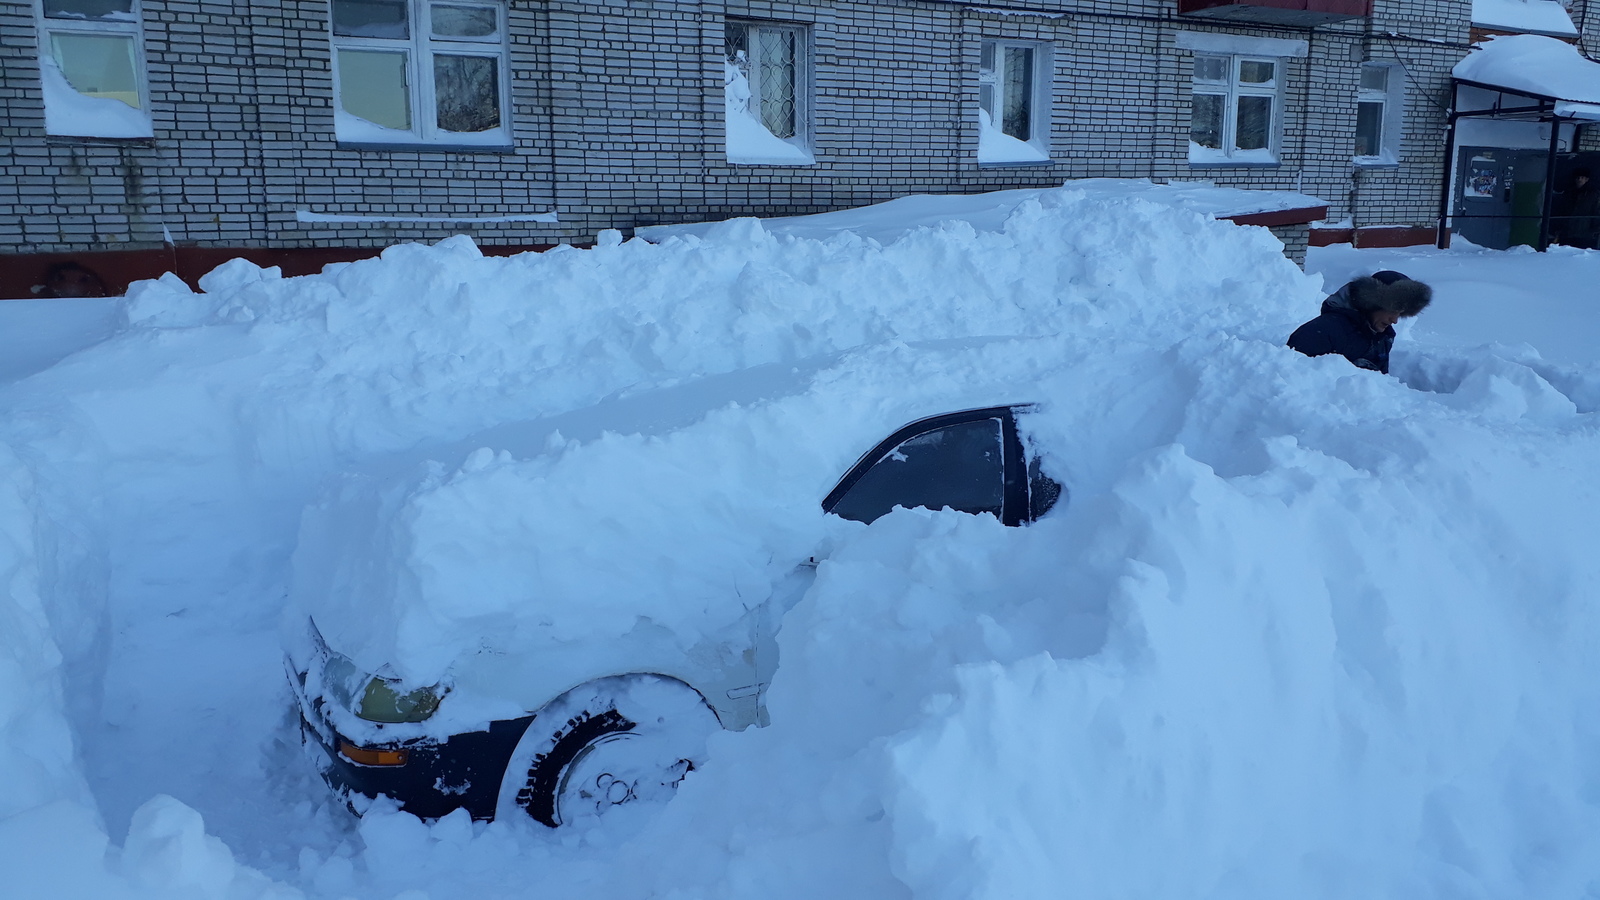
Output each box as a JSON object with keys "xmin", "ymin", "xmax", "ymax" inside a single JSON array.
[
  {"xmin": 977, "ymin": 38, "xmax": 1053, "ymax": 166},
  {"xmin": 1354, "ymin": 62, "xmax": 1404, "ymax": 167},
  {"xmin": 330, "ymin": 0, "xmax": 512, "ymax": 147},
  {"xmin": 35, "ymin": 0, "xmax": 153, "ymax": 138},
  {"xmin": 1188, "ymin": 53, "xmax": 1283, "ymax": 167},
  {"xmin": 723, "ymin": 19, "xmax": 813, "ymax": 165}
]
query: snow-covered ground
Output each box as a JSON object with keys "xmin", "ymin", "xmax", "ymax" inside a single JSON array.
[{"xmin": 3, "ymin": 189, "xmax": 1600, "ymax": 899}]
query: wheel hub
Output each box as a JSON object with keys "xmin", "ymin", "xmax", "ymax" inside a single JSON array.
[{"xmin": 555, "ymin": 732, "xmax": 692, "ymax": 825}]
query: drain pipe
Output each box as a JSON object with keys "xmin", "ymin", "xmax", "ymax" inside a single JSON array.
[
  {"xmin": 1435, "ymin": 81, "xmax": 1460, "ymax": 249},
  {"xmin": 1538, "ymin": 115, "xmax": 1563, "ymax": 250}
]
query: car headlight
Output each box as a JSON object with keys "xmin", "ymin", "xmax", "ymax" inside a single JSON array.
[
  {"xmin": 323, "ymin": 651, "xmax": 446, "ymax": 724},
  {"xmin": 356, "ymin": 677, "xmax": 444, "ymax": 724}
]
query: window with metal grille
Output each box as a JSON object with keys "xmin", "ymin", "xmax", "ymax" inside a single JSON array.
[
  {"xmin": 330, "ymin": 0, "xmax": 510, "ymax": 146},
  {"xmin": 724, "ymin": 19, "xmax": 812, "ymax": 164}
]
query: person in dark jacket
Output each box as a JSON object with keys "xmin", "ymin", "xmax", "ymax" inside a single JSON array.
[
  {"xmin": 1554, "ymin": 168, "xmax": 1599, "ymax": 250},
  {"xmin": 1286, "ymin": 270, "xmax": 1432, "ymax": 375}
]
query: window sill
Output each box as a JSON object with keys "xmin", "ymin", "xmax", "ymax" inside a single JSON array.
[
  {"xmin": 977, "ymin": 158, "xmax": 1056, "ymax": 168},
  {"xmin": 336, "ymin": 142, "xmax": 517, "ymax": 154},
  {"xmin": 725, "ymin": 158, "xmax": 817, "ymax": 167},
  {"xmin": 45, "ymin": 134, "xmax": 156, "ymax": 146},
  {"xmin": 1187, "ymin": 160, "xmax": 1282, "ymax": 169},
  {"xmin": 1353, "ymin": 157, "xmax": 1400, "ymax": 169}
]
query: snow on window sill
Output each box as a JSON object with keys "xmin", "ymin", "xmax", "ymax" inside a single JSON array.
[
  {"xmin": 333, "ymin": 109, "xmax": 512, "ymax": 150},
  {"xmin": 726, "ymin": 156, "xmax": 817, "ymax": 167},
  {"xmin": 337, "ymin": 141, "xmax": 517, "ymax": 154},
  {"xmin": 1353, "ymin": 154, "xmax": 1400, "ymax": 169},
  {"xmin": 39, "ymin": 57, "xmax": 152, "ymax": 139},
  {"xmin": 723, "ymin": 61, "xmax": 813, "ymax": 166},
  {"xmin": 978, "ymin": 158, "xmax": 1054, "ymax": 168},
  {"xmin": 1187, "ymin": 142, "xmax": 1279, "ymax": 168},
  {"xmin": 722, "ymin": 113, "xmax": 813, "ymax": 165},
  {"xmin": 977, "ymin": 111, "xmax": 1052, "ymax": 166},
  {"xmin": 46, "ymin": 134, "xmax": 154, "ymax": 146},
  {"xmin": 296, "ymin": 210, "xmax": 559, "ymax": 224},
  {"xmin": 46, "ymin": 10, "xmax": 139, "ymax": 21}
]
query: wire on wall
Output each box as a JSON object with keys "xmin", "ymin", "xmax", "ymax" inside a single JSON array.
[{"xmin": 1381, "ymin": 33, "xmax": 1453, "ymax": 114}]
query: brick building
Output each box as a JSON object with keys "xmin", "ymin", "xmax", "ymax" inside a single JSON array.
[{"xmin": 1, "ymin": 0, "xmax": 1596, "ymax": 295}]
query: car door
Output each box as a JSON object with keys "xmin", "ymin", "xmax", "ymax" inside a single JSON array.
[{"xmin": 749, "ymin": 406, "xmax": 1063, "ymax": 723}]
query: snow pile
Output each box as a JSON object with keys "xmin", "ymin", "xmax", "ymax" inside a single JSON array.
[
  {"xmin": 286, "ymin": 191, "xmax": 1309, "ymax": 688},
  {"xmin": 1309, "ymin": 241, "xmax": 1600, "ymax": 407},
  {"xmin": 639, "ymin": 179, "xmax": 1327, "ymax": 244},
  {"xmin": 586, "ymin": 314, "xmax": 1600, "ymax": 899},
  {"xmin": 1471, "ymin": 0, "xmax": 1578, "ymax": 36},
  {"xmin": 3, "ymin": 185, "xmax": 1600, "ymax": 899},
  {"xmin": 1454, "ymin": 34, "xmax": 1600, "ymax": 106}
]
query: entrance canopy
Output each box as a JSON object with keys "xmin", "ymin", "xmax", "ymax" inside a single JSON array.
[
  {"xmin": 1471, "ymin": 0, "xmax": 1578, "ymax": 39},
  {"xmin": 1453, "ymin": 34, "xmax": 1600, "ymax": 118},
  {"xmin": 1439, "ymin": 34, "xmax": 1600, "ymax": 250}
]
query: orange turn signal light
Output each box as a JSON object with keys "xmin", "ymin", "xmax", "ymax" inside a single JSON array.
[{"xmin": 338, "ymin": 741, "xmax": 409, "ymax": 767}]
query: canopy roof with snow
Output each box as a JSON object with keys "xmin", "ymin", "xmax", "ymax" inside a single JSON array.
[
  {"xmin": 1471, "ymin": 0, "xmax": 1578, "ymax": 37},
  {"xmin": 1453, "ymin": 34, "xmax": 1600, "ymax": 120}
]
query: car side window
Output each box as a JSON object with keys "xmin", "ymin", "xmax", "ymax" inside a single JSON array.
[
  {"xmin": 828, "ymin": 418, "xmax": 1005, "ymax": 525},
  {"xmin": 1027, "ymin": 455, "xmax": 1062, "ymax": 520}
]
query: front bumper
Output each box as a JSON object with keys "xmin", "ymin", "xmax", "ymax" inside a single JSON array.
[{"xmin": 292, "ymin": 665, "xmax": 533, "ymax": 821}]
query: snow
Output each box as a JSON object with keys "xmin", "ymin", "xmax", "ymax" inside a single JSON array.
[
  {"xmin": 38, "ymin": 55, "xmax": 152, "ymax": 139},
  {"xmin": 1188, "ymin": 140, "xmax": 1280, "ymax": 166},
  {"xmin": 976, "ymin": 109, "xmax": 1050, "ymax": 165},
  {"xmin": 1308, "ymin": 240, "xmax": 1600, "ymax": 369},
  {"xmin": 1453, "ymin": 34, "xmax": 1600, "ymax": 105},
  {"xmin": 1471, "ymin": 0, "xmax": 1578, "ymax": 36},
  {"xmin": 1174, "ymin": 30, "xmax": 1308, "ymax": 58},
  {"xmin": 332, "ymin": 108, "xmax": 511, "ymax": 146},
  {"xmin": 4, "ymin": 186, "xmax": 1600, "ymax": 899},
  {"xmin": 295, "ymin": 210, "xmax": 559, "ymax": 224},
  {"xmin": 0, "ymin": 297, "xmax": 123, "ymax": 381},
  {"xmin": 723, "ymin": 60, "xmax": 813, "ymax": 165},
  {"xmin": 639, "ymin": 179, "xmax": 1326, "ymax": 244},
  {"xmin": 1555, "ymin": 100, "xmax": 1600, "ymax": 121}
]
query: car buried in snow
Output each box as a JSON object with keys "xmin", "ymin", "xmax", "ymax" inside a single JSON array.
[{"xmin": 286, "ymin": 392, "xmax": 1062, "ymax": 829}]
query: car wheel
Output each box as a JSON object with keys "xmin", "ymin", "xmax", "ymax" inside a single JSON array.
[{"xmin": 495, "ymin": 674, "xmax": 721, "ymax": 827}]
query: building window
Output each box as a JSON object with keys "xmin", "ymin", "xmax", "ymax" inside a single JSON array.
[
  {"xmin": 1189, "ymin": 53, "xmax": 1281, "ymax": 166},
  {"xmin": 1355, "ymin": 63, "xmax": 1403, "ymax": 166},
  {"xmin": 977, "ymin": 39, "xmax": 1051, "ymax": 165},
  {"xmin": 724, "ymin": 20, "xmax": 812, "ymax": 165},
  {"xmin": 37, "ymin": 0, "xmax": 153, "ymax": 138},
  {"xmin": 330, "ymin": 0, "xmax": 511, "ymax": 146}
]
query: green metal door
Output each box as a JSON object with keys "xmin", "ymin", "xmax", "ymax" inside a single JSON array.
[{"xmin": 1509, "ymin": 178, "xmax": 1545, "ymax": 248}]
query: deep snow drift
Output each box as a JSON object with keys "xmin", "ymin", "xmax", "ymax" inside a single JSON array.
[{"xmin": 3, "ymin": 188, "xmax": 1600, "ymax": 899}]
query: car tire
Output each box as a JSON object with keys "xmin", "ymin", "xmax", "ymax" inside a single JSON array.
[{"xmin": 494, "ymin": 674, "xmax": 721, "ymax": 827}]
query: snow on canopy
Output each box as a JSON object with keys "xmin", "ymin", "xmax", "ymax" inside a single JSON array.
[
  {"xmin": 1454, "ymin": 33, "xmax": 1600, "ymax": 108},
  {"xmin": 1471, "ymin": 0, "xmax": 1578, "ymax": 36}
]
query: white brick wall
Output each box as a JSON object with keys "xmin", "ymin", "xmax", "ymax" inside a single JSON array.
[{"xmin": 0, "ymin": 0, "xmax": 1495, "ymax": 254}]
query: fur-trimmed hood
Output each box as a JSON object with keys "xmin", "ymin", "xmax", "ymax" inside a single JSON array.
[{"xmin": 1342, "ymin": 274, "xmax": 1433, "ymax": 317}]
